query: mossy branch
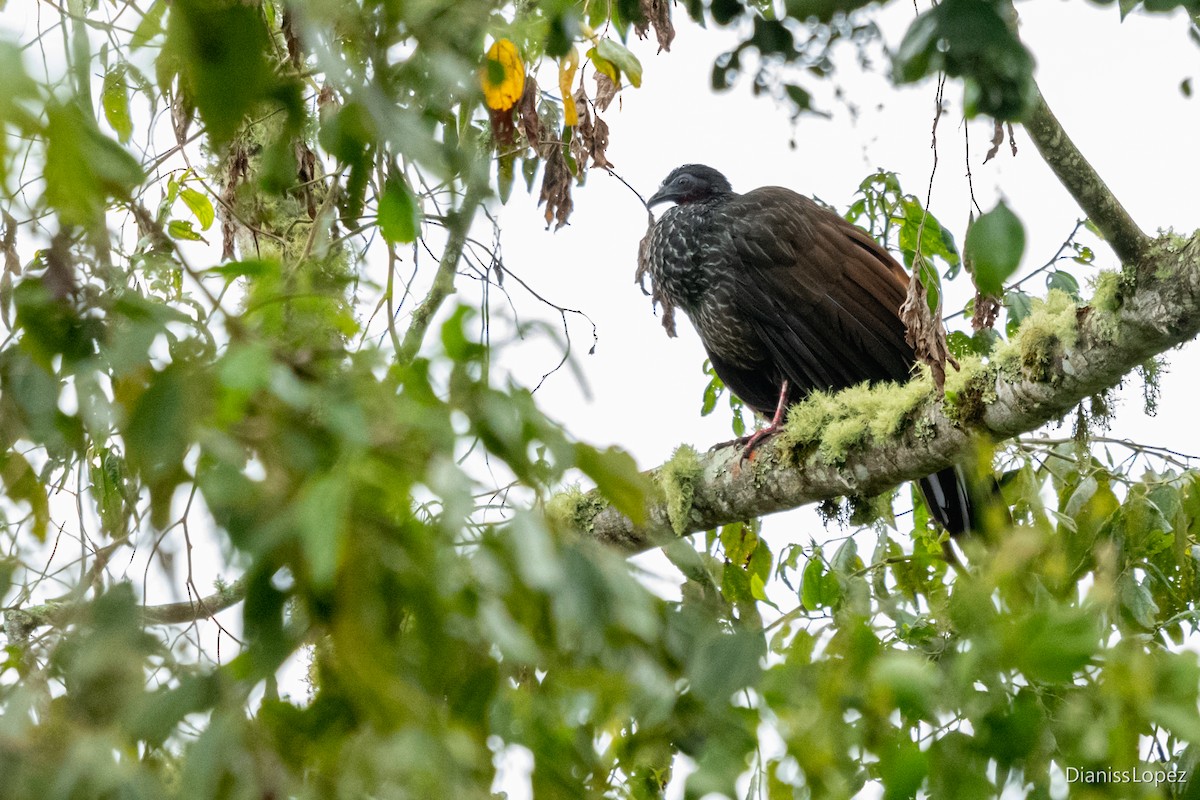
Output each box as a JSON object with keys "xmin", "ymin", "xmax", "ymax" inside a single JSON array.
[
  {"xmin": 564, "ymin": 233, "xmax": 1200, "ymax": 554},
  {"xmin": 1023, "ymin": 84, "xmax": 1152, "ymax": 265}
]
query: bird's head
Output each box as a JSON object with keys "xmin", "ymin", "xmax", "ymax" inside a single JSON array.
[{"xmin": 647, "ymin": 164, "xmax": 733, "ymax": 208}]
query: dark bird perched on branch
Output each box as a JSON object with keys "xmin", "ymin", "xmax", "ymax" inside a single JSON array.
[{"xmin": 639, "ymin": 164, "xmax": 974, "ymax": 535}]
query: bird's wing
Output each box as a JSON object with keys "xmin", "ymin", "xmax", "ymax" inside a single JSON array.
[{"xmin": 721, "ymin": 187, "xmax": 916, "ymax": 394}]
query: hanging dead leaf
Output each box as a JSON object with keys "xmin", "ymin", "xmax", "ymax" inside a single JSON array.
[
  {"xmin": 489, "ymin": 106, "xmax": 516, "ymax": 148},
  {"xmin": 899, "ymin": 258, "xmax": 959, "ymax": 394},
  {"xmin": 984, "ymin": 119, "xmax": 1004, "ymax": 164},
  {"xmin": 559, "ymin": 48, "xmax": 579, "ymax": 126},
  {"xmin": 594, "ymin": 72, "xmax": 618, "ymax": 112},
  {"xmin": 971, "ymin": 292, "xmax": 1001, "ymax": 331},
  {"xmin": 2, "ymin": 212, "xmax": 19, "ymax": 277},
  {"xmin": 295, "ymin": 141, "xmax": 318, "ymax": 219},
  {"xmin": 570, "ymin": 87, "xmax": 612, "ymax": 171},
  {"xmin": 43, "ymin": 229, "xmax": 76, "ymax": 301},
  {"xmin": 590, "ymin": 116, "xmax": 612, "ymax": 169},
  {"xmin": 539, "ymin": 145, "xmax": 573, "ymax": 230},
  {"xmin": 635, "ymin": 0, "xmax": 675, "ymax": 53},
  {"xmin": 221, "ymin": 144, "xmax": 249, "ymax": 260},
  {"xmin": 481, "ymin": 39, "xmax": 525, "ymax": 112},
  {"xmin": 635, "ymin": 211, "xmax": 676, "ymax": 337},
  {"xmin": 517, "ymin": 76, "xmax": 540, "ymax": 150},
  {"xmin": 281, "ymin": 7, "xmax": 303, "ymax": 70},
  {"xmin": 570, "ymin": 86, "xmax": 591, "ymax": 173}
]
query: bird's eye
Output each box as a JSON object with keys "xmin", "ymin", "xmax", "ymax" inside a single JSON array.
[{"xmin": 675, "ymin": 175, "xmax": 695, "ymax": 188}]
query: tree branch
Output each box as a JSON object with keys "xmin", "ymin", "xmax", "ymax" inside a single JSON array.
[
  {"xmin": 395, "ymin": 180, "xmax": 486, "ymax": 365},
  {"xmin": 1022, "ymin": 84, "xmax": 1152, "ymax": 265},
  {"xmin": 571, "ymin": 232, "xmax": 1198, "ymax": 554},
  {"xmin": 3, "ymin": 578, "xmax": 247, "ymax": 641}
]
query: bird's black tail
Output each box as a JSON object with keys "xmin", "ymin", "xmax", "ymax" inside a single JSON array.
[{"xmin": 918, "ymin": 466, "xmax": 974, "ymax": 536}]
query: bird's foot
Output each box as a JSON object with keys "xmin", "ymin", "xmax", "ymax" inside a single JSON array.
[{"xmin": 709, "ymin": 425, "xmax": 779, "ymax": 460}]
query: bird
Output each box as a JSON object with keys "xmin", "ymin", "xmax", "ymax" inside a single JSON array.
[{"xmin": 640, "ymin": 164, "xmax": 974, "ymax": 535}]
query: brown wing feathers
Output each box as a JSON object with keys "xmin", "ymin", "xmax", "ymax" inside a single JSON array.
[{"xmin": 728, "ymin": 188, "xmax": 915, "ymax": 394}]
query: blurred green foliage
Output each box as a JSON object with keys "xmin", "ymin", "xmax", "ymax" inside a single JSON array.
[{"xmin": 0, "ymin": 1, "xmax": 1198, "ymax": 799}]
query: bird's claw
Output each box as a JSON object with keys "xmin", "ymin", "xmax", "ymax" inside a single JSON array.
[{"xmin": 708, "ymin": 427, "xmax": 778, "ymax": 461}]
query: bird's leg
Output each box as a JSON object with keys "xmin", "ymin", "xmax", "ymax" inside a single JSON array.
[{"xmin": 738, "ymin": 380, "xmax": 790, "ymax": 457}]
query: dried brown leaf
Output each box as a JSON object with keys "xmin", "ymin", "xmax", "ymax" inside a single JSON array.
[
  {"xmin": 1007, "ymin": 121, "xmax": 1018, "ymax": 157},
  {"xmin": 899, "ymin": 261, "xmax": 958, "ymax": 394},
  {"xmin": 295, "ymin": 141, "xmax": 318, "ymax": 219},
  {"xmin": 317, "ymin": 83, "xmax": 337, "ymax": 111},
  {"xmin": 3, "ymin": 212, "xmax": 20, "ymax": 276},
  {"xmin": 568, "ymin": 87, "xmax": 613, "ymax": 171},
  {"xmin": 43, "ymin": 229, "xmax": 75, "ymax": 301},
  {"xmin": 489, "ymin": 106, "xmax": 517, "ymax": 149},
  {"xmin": 635, "ymin": 0, "xmax": 675, "ymax": 53},
  {"xmin": 221, "ymin": 145, "xmax": 249, "ymax": 260},
  {"xmin": 538, "ymin": 145, "xmax": 573, "ymax": 230},
  {"xmin": 517, "ymin": 76, "xmax": 540, "ymax": 150},
  {"xmin": 635, "ymin": 211, "xmax": 676, "ymax": 337},
  {"xmin": 569, "ymin": 86, "xmax": 592, "ymax": 176},
  {"xmin": 984, "ymin": 119, "xmax": 1004, "ymax": 164},
  {"xmin": 593, "ymin": 72, "xmax": 618, "ymax": 112},
  {"xmin": 590, "ymin": 116, "xmax": 612, "ymax": 170},
  {"xmin": 282, "ymin": 8, "xmax": 303, "ymax": 70},
  {"xmin": 971, "ymin": 292, "xmax": 1001, "ymax": 331}
]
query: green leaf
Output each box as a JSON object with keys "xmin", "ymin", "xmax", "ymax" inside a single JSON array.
[
  {"xmin": 44, "ymin": 100, "xmax": 145, "ymax": 227},
  {"xmin": 720, "ymin": 521, "xmax": 758, "ymax": 565},
  {"xmin": 1004, "ymin": 289, "xmax": 1033, "ymax": 337},
  {"xmin": 124, "ymin": 363, "xmax": 201, "ymax": 527},
  {"xmin": 586, "ymin": 48, "xmax": 620, "ymax": 84},
  {"xmin": 596, "ymin": 38, "xmax": 643, "ymax": 88},
  {"xmin": 132, "ymin": 0, "xmax": 168, "ymax": 49},
  {"xmin": 102, "ymin": 66, "xmax": 133, "ymax": 143},
  {"xmin": 167, "ymin": 219, "xmax": 204, "ymax": 241},
  {"xmin": 966, "ymin": 201, "xmax": 1025, "ymax": 297},
  {"xmin": 1117, "ymin": 572, "xmax": 1159, "ymax": 630},
  {"xmin": 378, "ymin": 176, "xmax": 419, "ymax": 244},
  {"xmin": 180, "ymin": 186, "xmax": 215, "ymax": 230},
  {"xmin": 1045, "ymin": 269, "xmax": 1080, "ymax": 299},
  {"xmin": 208, "ymin": 259, "xmax": 275, "ymax": 280},
  {"xmin": 165, "ymin": 0, "xmax": 298, "ymax": 144},
  {"xmin": 1009, "ymin": 605, "xmax": 1098, "ymax": 684},
  {"xmin": 296, "ymin": 473, "xmax": 348, "ymax": 591},
  {"xmin": 801, "ymin": 551, "xmax": 840, "ymax": 611},
  {"xmin": 574, "ymin": 443, "xmax": 648, "ymax": 523},
  {"xmin": 0, "ymin": 450, "xmax": 50, "ymax": 540}
]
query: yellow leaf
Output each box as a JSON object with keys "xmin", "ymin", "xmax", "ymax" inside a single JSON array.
[
  {"xmin": 559, "ymin": 47, "xmax": 579, "ymax": 127},
  {"xmin": 481, "ymin": 38, "xmax": 525, "ymax": 111}
]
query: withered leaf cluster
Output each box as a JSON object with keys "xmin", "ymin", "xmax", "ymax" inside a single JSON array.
[
  {"xmin": 505, "ymin": 62, "xmax": 615, "ymax": 230},
  {"xmin": 570, "ymin": 87, "xmax": 611, "ymax": 171},
  {"xmin": 634, "ymin": 0, "xmax": 675, "ymax": 53},
  {"xmin": 539, "ymin": 145, "xmax": 573, "ymax": 231}
]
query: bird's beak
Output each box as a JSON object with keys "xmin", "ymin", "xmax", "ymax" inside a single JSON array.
[{"xmin": 646, "ymin": 185, "xmax": 677, "ymax": 209}]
